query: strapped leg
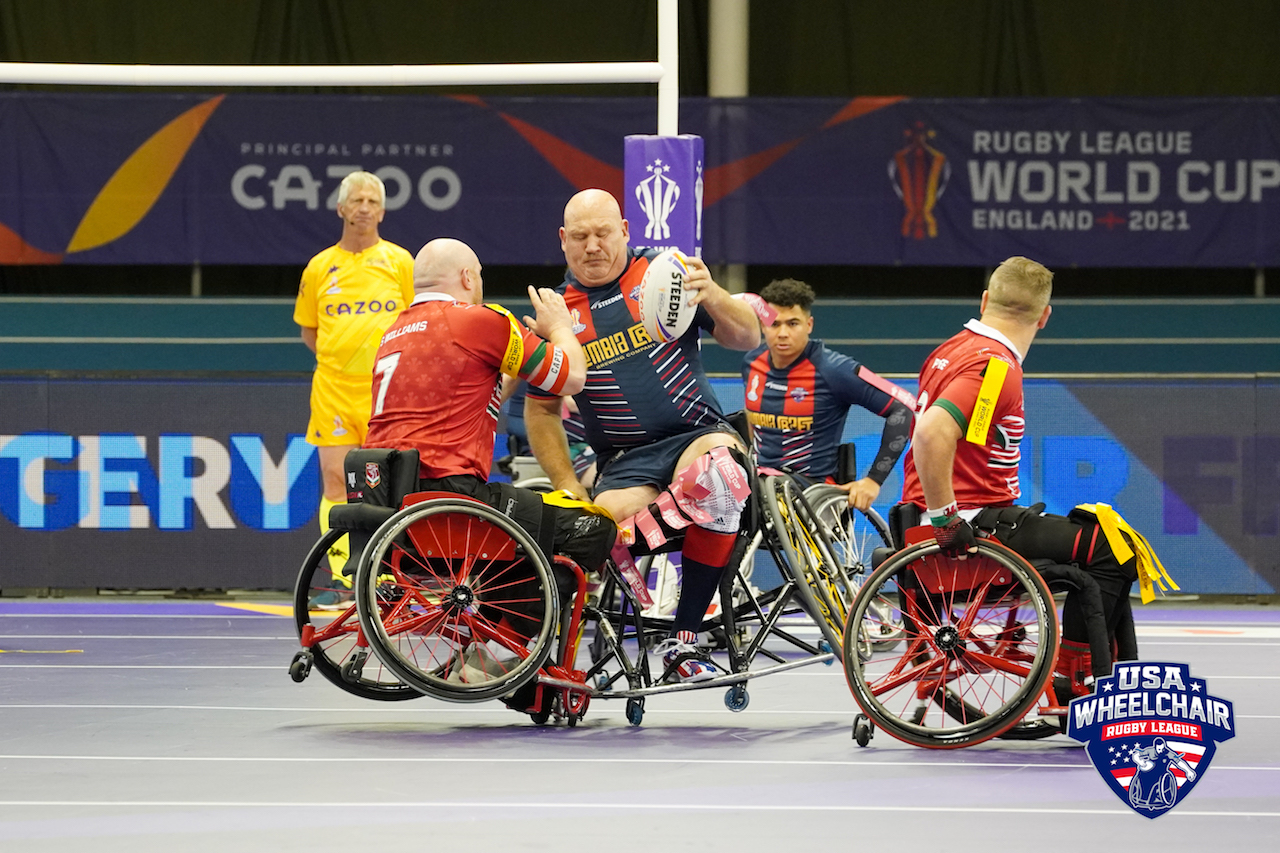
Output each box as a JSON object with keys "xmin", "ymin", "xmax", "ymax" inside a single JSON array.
[
  {"xmin": 614, "ymin": 447, "xmax": 752, "ymax": 640},
  {"xmin": 974, "ymin": 505, "xmax": 1146, "ymax": 678}
]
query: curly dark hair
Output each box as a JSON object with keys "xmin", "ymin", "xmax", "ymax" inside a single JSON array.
[{"xmin": 759, "ymin": 278, "xmax": 815, "ymax": 312}]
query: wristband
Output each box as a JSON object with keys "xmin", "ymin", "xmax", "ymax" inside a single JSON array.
[{"xmin": 927, "ymin": 501, "xmax": 959, "ymax": 526}]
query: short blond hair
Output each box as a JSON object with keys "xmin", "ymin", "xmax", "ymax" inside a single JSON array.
[
  {"xmin": 986, "ymin": 256, "xmax": 1053, "ymax": 322},
  {"xmin": 336, "ymin": 170, "xmax": 386, "ymax": 207}
]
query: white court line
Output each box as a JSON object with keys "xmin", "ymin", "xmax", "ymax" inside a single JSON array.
[
  {"xmin": 0, "ymin": 703, "xmax": 1276, "ymax": 721},
  {"xmin": 3, "ymin": 664, "xmax": 1277, "ymax": 677},
  {"xmin": 0, "ymin": 665, "xmax": 280, "ymax": 670},
  {"xmin": 0, "ymin": 635, "xmax": 295, "ymax": 641},
  {"xmin": 1141, "ymin": 641, "xmax": 1280, "ymax": 646},
  {"xmin": 3, "ymin": 634, "xmax": 1278, "ymax": 647},
  {"xmin": 0, "ymin": 754, "xmax": 1274, "ymax": 772},
  {"xmin": 1, "ymin": 800, "xmax": 1276, "ymax": 817},
  {"xmin": 0, "ymin": 613, "xmax": 286, "ymax": 620}
]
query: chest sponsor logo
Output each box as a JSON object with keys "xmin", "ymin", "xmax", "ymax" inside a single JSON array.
[{"xmin": 583, "ymin": 322, "xmax": 655, "ymax": 368}]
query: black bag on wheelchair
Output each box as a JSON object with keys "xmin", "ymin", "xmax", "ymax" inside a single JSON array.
[{"xmin": 326, "ymin": 449, "xmax": 421, "ymax": 578}]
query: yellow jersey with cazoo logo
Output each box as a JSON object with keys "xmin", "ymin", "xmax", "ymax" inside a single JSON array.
[{"xmin": 294, "ymin": 239, "xmax": 415, "ymax": 377}]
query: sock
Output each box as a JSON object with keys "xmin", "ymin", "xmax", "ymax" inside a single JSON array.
[
  {"xmin": 670, "ymin": 527, "xmax": 737, "ymax": 636},
  {"xmin": 319, "ymin": 496, "xmax": 351, "ymax": 586},
  {"xmin": 671, "ymin": 558, "xmax": 722, "ymax": 636}
]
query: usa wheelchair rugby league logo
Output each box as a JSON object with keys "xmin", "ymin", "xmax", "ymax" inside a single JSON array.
[{"xmin": 1067, "ymin": 662, "xmax": 1235, "ymax": 818}]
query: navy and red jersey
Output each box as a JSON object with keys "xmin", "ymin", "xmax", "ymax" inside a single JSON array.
[
  {"xmin": 742, "ymin": 340, "xmax": 908, "ymax": 480},
  {"xmin": 365, "ymin": 292, "xmax": 571, "ymax": 480},
  {"xmin": 528, "ymin": 248, "xmax": 723, "ymax": 455},
  {"xmin": 901, "ymin": 319, "xmax": 1026, "ymax": 510}
]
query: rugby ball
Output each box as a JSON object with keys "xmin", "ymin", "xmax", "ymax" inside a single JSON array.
[{"xmin": 638, "ymin": 249, "xmax": 696, "ymax": 343}]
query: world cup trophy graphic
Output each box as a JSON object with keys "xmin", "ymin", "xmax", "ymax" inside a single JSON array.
[
  {"xmin": 889, "ymin": 121, "xmax": 949, "ymax": 239},
  {"xmin": 636, "ymin": 159, "xmax": 681, "ymax": 242}
]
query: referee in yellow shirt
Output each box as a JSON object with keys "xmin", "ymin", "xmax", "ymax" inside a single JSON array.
[{"xmin": 294, "ymin": 171, "xmax": 414, "ymax": 578}]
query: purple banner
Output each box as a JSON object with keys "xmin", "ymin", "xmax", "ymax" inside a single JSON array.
[
  {"xmin": 2, "ymin": 93, "xmax": 1278, "ymax": 267},
  {"xmin": 624, "ymin": 134, "xmax": 704, "ymax": 256}
]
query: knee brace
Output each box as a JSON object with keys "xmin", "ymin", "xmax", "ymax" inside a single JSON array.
[
  {"xmin": 678, "ymin": 446, "xmax": 751, "ymax": 533},
  {"xmin": 619, "ymin": 447, "xmax": 752, "ymax": 552}
]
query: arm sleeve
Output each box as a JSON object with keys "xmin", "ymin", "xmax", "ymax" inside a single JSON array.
[{"xmin": 866, "ymin": 399, "xmax": 914, "ymax": 485}]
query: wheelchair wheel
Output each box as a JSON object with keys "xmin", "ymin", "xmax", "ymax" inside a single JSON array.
[
  {"xmin": 803, "ymin": 484, "xmax": 902, "ymax": 652},
  {"xmin": 841, "ymin": 539, "xmax": 1058, "ymax": 749},
  {"xmin": 292, "ymin": 530, "xmax": 420, "ymax": 701},
  {"xmin": 355, "ymin": 498, "xmax": 559, "ymax": 703},
  {"xmin": 512, "ymin": 476, "xmax": 553, "ymax": 493},
  {"xmin": 764, "ymin": 475, "xmax": 852, "ymax": 653}
]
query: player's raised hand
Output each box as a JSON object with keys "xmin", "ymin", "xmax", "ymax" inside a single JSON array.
[{"xmin": 524, "ymin": 285, "xmax": 572, "ymax": 338}]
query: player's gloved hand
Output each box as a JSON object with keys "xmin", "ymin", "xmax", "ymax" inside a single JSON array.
[{"xmin": 929, "ymin": 503, "xmax": 978, "ymax": 559}]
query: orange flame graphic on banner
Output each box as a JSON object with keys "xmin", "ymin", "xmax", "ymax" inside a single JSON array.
[
  {"xmin": 66, "ymin": 95, "xmax": 224, "ymax": 254},
  {"xmin": 892, "ymin": 121, "xmax": 947, "ymax": 239}
]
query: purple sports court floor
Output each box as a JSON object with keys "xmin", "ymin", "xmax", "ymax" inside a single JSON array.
[{"xmin": 0, "ymin": 597, "xmax": 1276, "ymax": 852}]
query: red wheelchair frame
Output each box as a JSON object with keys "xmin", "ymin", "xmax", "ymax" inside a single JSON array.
[{"xmin": 842, "ymin": 523, "xmax": 1102, "ymax": 749}]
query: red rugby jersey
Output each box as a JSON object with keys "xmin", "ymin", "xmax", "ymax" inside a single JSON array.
[
  {"xmin": 901, "ymin": 320, "xmax": 1025, "ymax": 510},
  {"xmin": 365, "ymin": 293, "xmax": 570, "ymax": 480}
]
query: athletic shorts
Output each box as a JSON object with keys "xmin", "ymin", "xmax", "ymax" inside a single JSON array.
[
  {"xmin": 592, "ymin": 424, "xmax": 740, "ymax": 495},
  {"xmin": 306, "ymin": 368, "xmax": 372, "ymax": 447}
]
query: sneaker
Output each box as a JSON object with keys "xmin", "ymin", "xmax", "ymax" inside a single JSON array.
[
  {"xmin": 655, "ymin": 636, "xmax": 719, "ymax": 684},
  {"xmin": 310, "ymin": 588, "xmax": 353, "ymax": 611},
  {"xmin": 446, "ymin": 641, "xmax": 520, "ymax": 685}
]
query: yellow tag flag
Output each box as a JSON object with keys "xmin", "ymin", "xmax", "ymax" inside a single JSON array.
[
  {"xmin": 965, "ymin": 357, "xmax": 1009, "ymax": 445},
  {"xmin": 1077, "ymin": 502, "xmax": 1179, "ymax": 604}
]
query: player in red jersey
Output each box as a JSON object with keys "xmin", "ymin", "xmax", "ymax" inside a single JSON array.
[
  {"xmin": 364, "ymin": 238, "xmax": 615, "ymax": 635},
  {"xmin": 903, "ymin": 257, "xmax": 1170, "ymax": 687}
]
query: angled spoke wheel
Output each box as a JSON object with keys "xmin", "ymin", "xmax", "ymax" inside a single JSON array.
[
  {"xmin": 841, "ymin": 539, "xmax": 1058, "ymax": 749},
  {"xmin": 355, "ymin": 498, "xmax": 558, "ymax": 703}
]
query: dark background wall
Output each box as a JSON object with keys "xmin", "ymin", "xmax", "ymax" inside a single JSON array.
[{"xmin": 2, "ymin": 0, "xmax": 1279, "ymax": 298}]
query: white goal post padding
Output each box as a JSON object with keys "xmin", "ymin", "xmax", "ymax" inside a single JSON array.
[{"xmin": 0, "ymin": 0, "xmax": 682, "ymax": 133}]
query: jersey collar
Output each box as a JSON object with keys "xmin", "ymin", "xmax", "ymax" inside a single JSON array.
[
  {"xmin": 411, "ymin": 291, "xmax": 459, "ymax": 307},
  {"xmin": 963, "ymin": 318, "xmax": 1024, "ymax": 366}
]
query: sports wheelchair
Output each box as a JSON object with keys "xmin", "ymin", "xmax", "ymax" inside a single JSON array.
[
  {"xmin": 841, "ymin": 504, "xmax": 1129, "ymax": 749},
  {"xmin": 289, "ymin": 443, "xmax": 896, "ymax": 726}
]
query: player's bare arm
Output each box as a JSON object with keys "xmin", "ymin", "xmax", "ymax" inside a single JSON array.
[
  {"xmin": 681, "ymin": 256, "xmax": 761, "ymax": 351},
  {"xmin": 300, "ymin": 326, "xmax": 318, "ymax": 353},
  {"xmin": 524, "ymin": 393, "xmax": 589, "ymax": 498},
  {"xmin": 911, "ymin": 405, "xmax": 963, "ymax": 511},
  {"xmin": 523, "ymin": 285, "xmax": 587, "ymax": 395}
]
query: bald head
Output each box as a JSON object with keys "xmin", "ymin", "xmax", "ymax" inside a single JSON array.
[
  {"xmin": 564, "ymin": 188, "xmax": 622, "ymax": 224},
  {"xmin": 560, "ymin": 189, "xmax": 630, "ymax": 287},
  {"xmin": 414, "ymin": 238, "xmax": 483, "ymax": 303}
]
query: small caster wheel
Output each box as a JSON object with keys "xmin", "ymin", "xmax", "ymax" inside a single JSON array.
[
  {"xmin": 530, "ymin": 709, "xmax": 552, "ymax": 725},
  {"xmin": 853, "ymin": 714, "xmax": 874, "ymax": 747},
  {"xmin": 340, "ymin": 649, "xmax": 368, "ymax": 684},
  {"xmin": 288, "ymin": 651, "xmax": 312, "ymax": 683},
  {"xmin": 725, "ymin": 684, "xmax": 749, "ymax": 712},
  {"xmin": 817, "ymin": 639, "xmax": 835, "ymax": 665},
  {"xmin": 625, "ymin": 698, "xmax": 645, "ymax": 727}
]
